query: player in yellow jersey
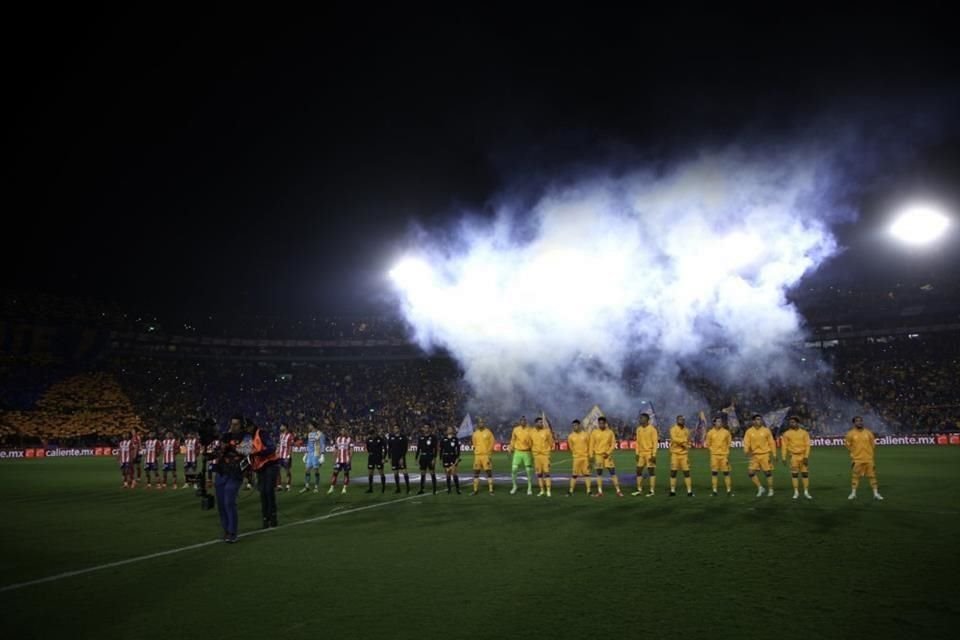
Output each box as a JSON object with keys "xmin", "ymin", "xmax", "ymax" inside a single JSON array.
[
  {"xmin": 566, "ymin": 420, "xmax": 592, "ymax": 496},
  {"xmin": 471, "ymin": 418, "xmax": 495, "ymax": 495},
  {"xmin": 780, "ymin": 416, "xmax": 813, "ymax": 500},
  {"xmin": 631, "ymin": 413, "xmax": 659, "ymax": 497},
  {"xmin": 589, "ymin": 417, "xmax": 623, "ymax": 497},
  {"xmin": 508, "ymin": 416, "xmax": 535, "ymax": 495},
  {"xmin": 704, "ymin": 416, "xmax": 734, "ymax": 497},
  {"xmin": 668, "ymin": 416, "xmax": 694, "ymax": 497},
  {"xmin": 531, "ymin": 417, "xmax": 555, "ymax": 497},
  {"xmin": 845, "ymin": 416, "xmax": 883, "ymax": 500},
  {"xmin": 743, "ymin": 414, "xmax": 776, "ymax": 497}
]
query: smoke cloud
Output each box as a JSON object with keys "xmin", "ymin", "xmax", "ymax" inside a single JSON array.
[{"xmin": 389, "ymin": 145, "xmax": 851, "ymax": 424}]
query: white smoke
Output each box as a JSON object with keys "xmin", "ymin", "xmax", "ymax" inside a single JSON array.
[{"xmin": 389, "ymin": 146, "xmax": 846, "ymax": 421}]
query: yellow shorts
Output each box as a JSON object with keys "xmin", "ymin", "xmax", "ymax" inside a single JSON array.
[
  {"xmin": 748, "ymin": 455, "xmax": 773, "ymax": 472},
  {"xmin": 710, "ymin": 454, "xmax": 730, "ymax": 472},
  {"xmin": 852, "ymin": 461, "xmax": 876, "ymax": 478},
  {"xmin": 789, "ymin": 455, "xmax": 809, "ymax": 473},
  {"xmin": 534, "ymin": 454, "xmax": 551, "ymax": 474},
  {"xmin": 636, "ymin": 452, "xmax": 656, "ymax": 468},
  {"xmin": 670, "ymin": 453, "xmax": 690, "ymax": 471},
  {"xmin": 572, "ymin": 456, "xmax": 591, "ymax": 477},
  {"xmin": 473, "ymin": 454, "xmax": 492, "ymax": 471},
  {"xmin": 594, "ymin": 454, "xmax": 616, "ymax": 470}
]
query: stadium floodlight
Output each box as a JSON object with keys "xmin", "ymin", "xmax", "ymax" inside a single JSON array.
[{"xmin": 889, "ymin": 205, "xmax": 950, "ymax": 246}]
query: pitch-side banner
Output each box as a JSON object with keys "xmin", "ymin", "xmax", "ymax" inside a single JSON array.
[{"xmin": 0, "ymin": 434, "xmax": 955, "ymax": 460}]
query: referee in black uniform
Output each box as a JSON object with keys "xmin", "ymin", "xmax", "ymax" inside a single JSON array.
[
  {"xmin": 387, "ymin": 424, "xmax": 409, "ymax": 493},
  {"xmin": 440, "ymin": 425, "xmax": 462, "ymax": 494},
  {"xmin": 415, "ymin": 422, "xmax": 438, "ymax": 495},
  {"xmin": 365, "ymin": 428, "xmax": 387, "ymax": 493}
]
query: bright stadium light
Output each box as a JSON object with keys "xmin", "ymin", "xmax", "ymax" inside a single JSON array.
[{"xmin": 890, "ymin": 205, "xmax": 950, "ymax": 246}]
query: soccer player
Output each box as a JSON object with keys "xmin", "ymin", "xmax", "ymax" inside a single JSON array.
[
  {"xmin": 440, "ymin": 426, "xmax": 462, "ymax": 494},
  {"xmin": 704, "ymin": 417, "xmax": 733, "ymax": 496},
  {"xmin": 300, "ymin": 422, "xmax": 326, "ymax": 493},
  {"xmin": 781, "ymin": 416, "xmax": 813, "ymax": 500},
  {"xmin": 387, "ymin": 424, "xmax": 410, "ymax": 493},
  {"xmin": 531, "ymin": 416, "xmax": 555, "ymax": 497},
  {"xmin": 508, "ymin": 416, "xmax": 534, "ymax": 495},
  {"xmin": 743, "ymin": 414, "xmax": 776, "ymax": 497},
  {"xmin": 631, "ymin": 413, "xmax": 659, "ymax": 497},
  {"xmin": 130, "ymin": 430, "xmax": 143, "ymax": 486},
  {"xmin": 590, "ymin": 416, "xmax": 623, "ymax": 497},
  {"xmin": 276, "ymin": 423, "xmax": 295, "ymax": 491},
  {"xmin": 160, "ymin": 430, "xmax": 180, "ymax": 489},
  {"xmin": 845, "ymin": 416, "xmax": 884, "ymax": 500},
  {"xmin": 415, "ymin": 422, "xmax": 438, "ymax": 495},
  {"xmin": 567, "ymin": 420, "xmax": 592, "ymax": 496},
  {"xmin": 327, "ymin": 427, "xmax": 353, "ymax": 495},
  {"xmin": 470, "ymin": 418, "xmax": 495, "ymax": 495},
  {"xmin": 143, "ymin": 432, "xmax": 160, "ymax": 488},
  {"xmin": 365, "ymin": 428, "xmax": 387, "ymax": 493},
  {"xmin": 668, "ymin": 416, "xmax": 694, "ymax": 497},
  {"xmin": 118, "ymin": 432, "xmax": 134, "ymax": 488},
  {"xmin": 183, "ymin": 430, "xmax": 201, "ymax": 489}
]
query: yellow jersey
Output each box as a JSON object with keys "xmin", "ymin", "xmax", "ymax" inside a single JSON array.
[
  {"xmin": 845, "ymin": 427, "xmax": 876, "ymax": 463},
  {"xmin": 669, "ymin": 425, "xmax": 691, "ymax": 454},
  {"xmin": 781, "ymin": 427, "xmax": 810, "ymax": 459},
  {"xmin": 589, "ymin": 428, "xmax": 616, "ymax": 457},
  {"xmin": 471, "ymin": 428, "xmax": 495, "ymax": 456},
  {"xmin": 567, "ymin": 431, "xmax": 591, "ymax": 458},
  {"xmin": 531, "ymin": 428, "xmax": 555, "ymax": 455},
  {"xmin": 634, "ymin": 425, "xmax": 659, "ymax": 455},
  {"xmin": 743, "ymin": 426, "xmax": 775, "ymax": 456},
  {"xmin": 510, "ymin": 425, "xmax": 533, "ymax": 452},
  {"xmin": 704, "ymin": 427, "xmax": 732, "ymax": 456}
]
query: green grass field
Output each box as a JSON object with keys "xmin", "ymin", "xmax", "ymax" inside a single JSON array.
[{"xmin": 1, "ymin": 447, "xmax": 959, "ymax": 639}]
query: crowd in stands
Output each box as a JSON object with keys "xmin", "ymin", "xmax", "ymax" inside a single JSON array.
[
  {"xmin": 1, "ymin": 331, "xmax": 958, "ymax": 448},
  {"xmin": 2, "ymin": 289, "xmax": 959, "ymax": 446}
]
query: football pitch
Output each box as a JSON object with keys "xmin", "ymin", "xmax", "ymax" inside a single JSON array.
[{"xmin": 1, "ymin": 447, "xmax": 958, "ymax": 639}]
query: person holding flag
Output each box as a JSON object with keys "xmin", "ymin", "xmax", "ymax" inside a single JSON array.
[
  {"xmin": 508, "ymin": 416, "xmax": 535, "ymax": 495},
  {"xmin": 722, "ymin": 403, "xmax": 740, "ymax": 436},
  {"xmin": 693, "ymin": 411, "xmax": 707, "ymax": 448}
]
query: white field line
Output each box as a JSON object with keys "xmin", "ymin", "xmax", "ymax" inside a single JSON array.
[{"xmin": 0, "ymin": 493, "xmax": 422, "ymax": 593}]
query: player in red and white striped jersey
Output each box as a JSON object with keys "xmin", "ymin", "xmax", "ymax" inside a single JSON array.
[
  {"xmin": 161, "ymin": 431, "xmax": 180, "ymax": 489},
  {"xmin": 276, "ymin": 424, "xmax": 295, "ymax": 491},
  {"xmin": 183, "ymin": 432, "xmax": 200, "ymax": 489},
  {"xmin": 118, "ymin": 434, "xmax": 134, "ymax": 488},
  {"xmin": 130, "ymin": 430, "xmax": 143, "ymax": 485},
  {"xmin": 143, "ymin": 434, "xmax": 161, "ymax": 487},
  {"xmin": 327, "ymin": 428, "xmax": 353, "ymax": 495}
]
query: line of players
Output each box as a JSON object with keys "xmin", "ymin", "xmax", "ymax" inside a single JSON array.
[
  {"xmin": 117, "ymin": 430, "xmax": 202, "ymax": 489},
  {"xmin": 116, "ymin": 413, "xmax": 884, "ymax": 501}
]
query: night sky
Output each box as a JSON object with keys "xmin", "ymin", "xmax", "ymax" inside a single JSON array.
[{"xmin": 6, "ymin": 6, "xmax": 959, "ymax": 317}]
